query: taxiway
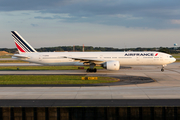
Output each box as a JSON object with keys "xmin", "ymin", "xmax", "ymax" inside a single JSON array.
[{"xmin": 0, "ymin": 63, "xmax": 179, "ymax": 101}]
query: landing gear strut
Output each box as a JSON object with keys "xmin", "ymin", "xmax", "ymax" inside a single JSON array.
[
  {"xmin": 86, "ymin": 63, "xmax": 97, "ymax": 72},
  {"xmin": 161, "ymin": 65, "xmax": 165, "ymax": 72}
]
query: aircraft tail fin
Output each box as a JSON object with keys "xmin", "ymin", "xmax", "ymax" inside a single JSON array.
[{"xmin": 11, "ymin": 31, "xmax": 37, "ymax": 54}]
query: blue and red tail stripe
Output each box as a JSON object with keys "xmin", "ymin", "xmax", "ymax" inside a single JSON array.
[
  {"xmin": 12, "ymin": 34, "xmax": 30, "ymax": 52},
  {"xmin": 11, "ymin": 31, "xmax": 37, "ymax": 53}
]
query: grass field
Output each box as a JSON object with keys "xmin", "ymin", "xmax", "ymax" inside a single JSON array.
[
  {"xmin": 172, "ymin": 54, "xmax": 180, "ymax": 58},
  {"xmin": 0, "ymin": 51, "xmax": 13, "ymax": 58},
  {"xmin": 174, "ymin": 56, "xmax": 180, "ymax": 58},
  {"xmin": 0, "ymin": 75, "xmax": 119, "ymax": 84},
  {"xmin": 0, "ymin": 56, "xmax": 12, "ymax": 58},
  {"xmin": 0, "ymin": 60, "xmax": 28, "ymax": 63},
  {"xmin": 172, "ymin": 54, "xmax": 180, "ymax": 62},
  {"xmin": 0, "ymin": 66, "xmax": 103, "ymax": 71}
]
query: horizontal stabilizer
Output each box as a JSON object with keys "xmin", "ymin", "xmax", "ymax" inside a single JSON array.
[{"xmin": 12, "ymin": 54, "xmax": 30, "ymax": 59}]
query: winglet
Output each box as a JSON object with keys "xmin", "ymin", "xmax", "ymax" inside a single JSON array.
[{"xmin": 11, "ymin": 31, "xmax": 37, "ymax": 54}]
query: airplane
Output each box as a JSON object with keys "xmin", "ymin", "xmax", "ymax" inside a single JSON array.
[{"xmin": 11, "ymin": 31, "xmax": 176, "ymax": 72}]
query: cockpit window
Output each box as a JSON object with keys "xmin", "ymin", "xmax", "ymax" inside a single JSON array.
[{"xmin": 170, "ymin": 56, "xmax": 173, "ymax": 58}]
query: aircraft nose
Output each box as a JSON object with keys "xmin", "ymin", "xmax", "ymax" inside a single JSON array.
[{"xmin": 173, "ymin": 58, "xmax": 176, "ymax": 62}]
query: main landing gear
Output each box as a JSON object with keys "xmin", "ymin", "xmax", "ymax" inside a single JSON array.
[
  {"xmin": 86, "ymin": 63, "xmax": 97, "ymax": 72},
  {"xmin": 86, "ymin": 68, "xmax": 97, "ymax": 72}
]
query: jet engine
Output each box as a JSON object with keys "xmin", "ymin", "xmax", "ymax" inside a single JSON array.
[{"xmin": 102, "ymin": 61, "xmax": 120, "ymax": 70}]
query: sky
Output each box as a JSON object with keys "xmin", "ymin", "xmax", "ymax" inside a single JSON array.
[{"xmin": 0, "ymin": 0, "xmax": 180, "ymax": 48}]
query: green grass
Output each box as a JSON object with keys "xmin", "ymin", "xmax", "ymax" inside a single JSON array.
[
  {"xmin": 0, "ymin": 55, "xmax": 13, "ymax": 58},
  {"xmin": 0, "ymin": 75, "xmax": 119, "ymax": 84},
  {"xmin": 174, "ymin": 56, "xmax": 180, "ymax": 58},
  {"xmin": 0, "ymin": 66, "xmax": 103, "ymax": 71},
  {"xmin": 172, "ymin": 54, "xmax": 180, "ymax": 58},
  {"xmin": 172, "ymin": 54, "xmax": 180, "ymax": 62},
  {"xmin": 0, "ymin": 60, "xmax": 29, "ymax": 63}
]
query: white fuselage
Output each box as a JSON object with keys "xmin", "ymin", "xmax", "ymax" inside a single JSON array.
[{"xmin": 13, "ymin": 51, "xmax": 176, "ymax": 67}]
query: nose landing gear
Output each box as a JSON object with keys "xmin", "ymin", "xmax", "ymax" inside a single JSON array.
[{"xmin": 161, "ymin": 65, "xmax": 166, "ymax": 72}]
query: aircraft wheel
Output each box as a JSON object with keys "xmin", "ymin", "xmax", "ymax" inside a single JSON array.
[
  {"xmin": 86, "ymin": 68, "xmax": 97, "ymax": 72},
  {"xmin": 161, "ymin": 68, "xmax": 164, "ymax": 72},
  {"xmin": 86, "ymin": 68, "xmax": 90, "ymax": 72}
]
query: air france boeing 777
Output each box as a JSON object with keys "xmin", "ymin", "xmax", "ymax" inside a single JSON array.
[{"xmin": 11, "ymin": 31, "xmax": 176, "ymax": 72}]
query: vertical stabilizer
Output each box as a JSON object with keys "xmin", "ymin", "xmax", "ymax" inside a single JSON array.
[{"xmin": 11, "ymin": 31, "xmax": 37, "ymax": 54}]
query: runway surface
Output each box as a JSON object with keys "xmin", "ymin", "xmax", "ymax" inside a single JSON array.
[
  {"xmin": 0, "ymin": 58, "xmax": 13, "ymax": 61},
  {"xmin": 0, "ymin": 63, "xmax": 41, "ymax": 66},
  {"xmin": 0, "ymin": 63, "xmax": 180, "ymax": 101}
]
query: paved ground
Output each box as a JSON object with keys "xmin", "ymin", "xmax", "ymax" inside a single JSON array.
[
  {"xmin": 1, "ymin": 99, "xmax": 180, "ymax": 107},
  {"xmin": 0, "ymin": 63, "xmax": 41, "ymax": 66},
  {"xmin": 0, "ymin": 58, "xmax": 13, "ymax": 60},
  {"xmin": 0, "ymin": 63, "xmax": 180, "ymax": 100}
]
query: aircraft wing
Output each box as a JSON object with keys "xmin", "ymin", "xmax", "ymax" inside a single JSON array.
[{"xmin": 64, "ymin": 56, "xmax": 105, "ymax": 63}]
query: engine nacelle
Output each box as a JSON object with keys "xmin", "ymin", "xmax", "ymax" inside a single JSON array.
[{"xmin": 102, "ymin": 61, "xmax": 120, "ymax": 70}]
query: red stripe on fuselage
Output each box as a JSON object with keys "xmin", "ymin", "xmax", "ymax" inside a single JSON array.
[{"xmin": 15, "ymin": 42, "xmax": 25, "ymax": 52}]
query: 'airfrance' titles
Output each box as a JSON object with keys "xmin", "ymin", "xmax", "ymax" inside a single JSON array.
[{"xmin": 125, "ymin": 53, "xmax": 154, "ymax": 56}]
